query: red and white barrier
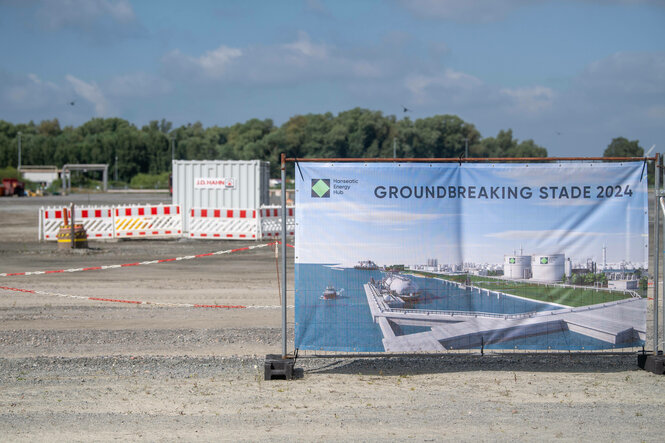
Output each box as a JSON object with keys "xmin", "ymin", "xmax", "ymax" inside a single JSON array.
[
  {"xmin": 259, "ymin": 206, "xmax": 295, "ymax": 239},
  {"xmin": 114, "ymin": 204, "xmax": 182, "ymax": 238},
  {"xmin": 39, "ymin": 204, "xmax": 295, "ymax": 241},
  {"xmin": 188, "ymin": 208, "xmax": 258, "ymax": 239},
  {"xmin": 39, "ymin": 206, "xmax": 115, "ymax": 241}
]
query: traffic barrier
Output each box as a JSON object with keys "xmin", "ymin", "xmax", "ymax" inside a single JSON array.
[
  {"xmin": 188, "ymin": 208, "xmax": 259, "ymax": 239},
  {"xmin": 40, "ymin": 206, "xmax": 114, "ymax": 241},
  {"xmin": 259, "ymin": 206, "xmax": 295, "ymax": 239},
  {"xmin": 114, "ymin": 204, "xmax": 182, "ymax": 239},
  {"xmin": 39, "ymin": 204, "xmax": 296, "ymax": 241}
]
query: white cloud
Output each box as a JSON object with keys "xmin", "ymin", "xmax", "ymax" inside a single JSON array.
[
  {"xmin": 66, "ymin": 74, "xmax": 110, "ymax": 116},
  {"xmin": 162, "ymin": 31, "xmax": 382, "ymax": 85},
  {"xmin": 576, "ymin": 52, "xmax": 665, "ymax": 101},
  {"xmin": 405, "ymin": 69, "xmax": 483, "ymax": 105},
  {"xmin": 499, "ymin": 86, "xmax": 555, "ymax": 114},
  {"xmin": 646, "ymin": 105, "xmax": 665, "ymax": 122},
  {"xmin": 486, "ymin": 229, "xmax": 604, "ymax": 239},
  {"xmin": 164, "ymin": 46, "xmax": 243, "ymax": 80},
  {"xmin": 399, "ymin": 0, "xmax": 664, "ymax": 23},
  {"xmin": 283, "ymin": 31, "xmax": 328, "ymax": 58},
  {"xmin": 399, "ymin": 0, "xmax": 535, "ymax": 23},
  {"xmin": 107, "ymin": 72, "xmax": 172, "ymax": 98},
  {"xmin": 299, "ymin": 200, "xmax": 447, "ymax": 225},
  {"xmin": 1, "ymin": 72, "xmax": 62, "ymax": 111},
  {"xmin": 37, "ymin": 0, "xmax": 136, "ymax": 29}
]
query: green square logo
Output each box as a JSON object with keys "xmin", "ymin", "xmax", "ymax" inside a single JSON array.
[
  {"xmin": 540, "ymin": 257, "xmax": 549, "ymax": 264},
  {"xmin": 311, "ymin": 179, "xmax": 330, "ymax": 198},
  {"xmin": 509, "ymin": 257, "xmax": 516, "ymax": 264}
]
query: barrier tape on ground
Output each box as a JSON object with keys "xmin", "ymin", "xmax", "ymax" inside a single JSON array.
[
  {"xmin": 188, "ymin": 208, "xmax": 258, "ymax": 239},
  {"xmin": 115, "ymin": 204, "xmax": 182, "ymax": 238},
  {"xmin": 0, "ymin": 285, "xmax": 292, "ymax": 309},
  {"xmin": 0, "ymin": 242, "xmax": 275, "ymax": 277},
  {"xmin": 259, "ymin": 206, "xmax": 295, "ymax": 239}
]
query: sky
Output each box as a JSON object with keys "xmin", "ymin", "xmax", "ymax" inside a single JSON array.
[
  {"xmin": 295, "ymin": 162, "xmax": 648, "ymax": 267},
  {"xmin": 1, "ymin": 0, "xmax": 664, "ymax": 157}
]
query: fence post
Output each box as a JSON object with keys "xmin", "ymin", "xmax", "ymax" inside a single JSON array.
[
  {"xmin": 280, "ymin": 153, "xmax": 288, "ymax": 358},
  {"xmin": 655, "ymin": 154, "xmax": 661, "ymax": 354},
  {"xmin": 653, "ymin": 155, "xmax": 665, "ymax": 354}
]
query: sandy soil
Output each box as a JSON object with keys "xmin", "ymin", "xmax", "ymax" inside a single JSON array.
[{"xmin": 1, "ymin": 193, "xmax": 664, "ymax": 442}]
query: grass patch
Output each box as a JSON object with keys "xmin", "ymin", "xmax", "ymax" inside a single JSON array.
[{"xmin": 410, "ymin": 271, "xmax": 634, "ymax": 307}]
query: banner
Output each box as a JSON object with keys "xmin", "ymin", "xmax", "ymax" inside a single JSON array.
[{"xmin": 295, "ymin": 162, "xmax": 648, "ymax": 352}]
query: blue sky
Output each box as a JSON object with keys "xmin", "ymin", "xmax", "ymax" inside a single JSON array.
[
  {"xmin": 1, "ymin": 0, "xmax": 663, "ymax": 157},
  {"xmin": 296, "ymin": 162, "xmax": 648, "ymax": 267}
]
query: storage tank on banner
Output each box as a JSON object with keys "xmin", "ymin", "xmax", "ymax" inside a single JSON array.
[
  {"xmin": 503, "ymin": 255, "xmax": 531, "ymax": 279},
  {"xmin": 530, "ymin": 254, "xmax": 565, "ymax": 282},
  {"xmin": 172, "ymin": 160, "xmax": 270, "ymax": 231}
]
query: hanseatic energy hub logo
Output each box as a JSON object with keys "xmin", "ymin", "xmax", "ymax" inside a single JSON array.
[{"xmin": 311, "ymin": 179, "xmax": 330, "ymax": 198}]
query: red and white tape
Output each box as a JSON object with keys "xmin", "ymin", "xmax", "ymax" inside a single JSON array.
[
  {"xmin": 0, "ymin": 242, "xmax": 276, "ymax": 277},
  {"xmin": 0, "ymin": 285, "xmax": 291, "ymax": 309}
]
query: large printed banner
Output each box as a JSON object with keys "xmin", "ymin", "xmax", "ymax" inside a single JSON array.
[{"xmin": 295, "ymin": 162, "xmax": 648, "ymax": 352}]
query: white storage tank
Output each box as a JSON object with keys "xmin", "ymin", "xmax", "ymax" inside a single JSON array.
[
  {"xmin": 172, "ymin": 160, "xmax": 270, "ymax": 231},
  {"xmin": 531, "ymin": 254, "xmax": 565, "ymax": 282},
  {"xmin": 503, "ymin": 255, "xmax": 531, "ymax": 279}
]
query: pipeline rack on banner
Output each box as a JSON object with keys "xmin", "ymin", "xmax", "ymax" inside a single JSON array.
[{"xmin": 39, "ymin": 204, "xmax": 294, "ymax": 241}]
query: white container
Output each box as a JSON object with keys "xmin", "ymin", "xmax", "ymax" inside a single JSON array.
[
  {"xmin": 530, "ymin": 254, "xmax": 565, "ymax": 282},
  {"xmin": 172, "ymin": 160, "xmax": 270, "ymax": 231},
  {"xmin": 503, "ymin": 255, "xmax": 531, "ymax": 279}
]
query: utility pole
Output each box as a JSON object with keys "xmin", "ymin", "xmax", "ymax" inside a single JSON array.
[
  {"xmin": 393, "ymin": 137, "xmax": 397, "ymax": 158},
  {"xmin": 115, "ymin": 156, "xmax": 118, "ymax": 182},
  {"xmin": 465, "ymin": 137, "xmax": 469, "ymax": 158},
  {"xmin": 171, "ymin": 135, "xmax": 175, "ymax": 166},
  {"xmin": 17, "ymin": 131, "xmax": 22, "ymax": 170}
]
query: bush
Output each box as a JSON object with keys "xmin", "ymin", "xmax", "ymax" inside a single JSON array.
[
  {"xmin": 0, "ymin": 166, "xmax": 21, "ymax": 180},
  {"xmin": 129, "ymin": 172, "xmax": 170, "ymax": 189}
]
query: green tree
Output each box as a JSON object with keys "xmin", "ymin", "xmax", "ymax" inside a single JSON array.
[
  {"xmin": 478, "ymin": 129, "xmax": 547, "ymax": 158},
  {"xmin": 603, "ymin": 137, "xmax": 643, "ymax": 157}
]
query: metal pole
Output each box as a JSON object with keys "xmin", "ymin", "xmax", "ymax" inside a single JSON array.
[
  {"xmin": 654, "ymin": 156, "xmax": 661, "ymax": 353},
  {"xmin": 465, "ymin": 137, "xmax": 469, "ymax": 158},
  {"xmin": 280, "ymin": 153, "xmax": 287, "ymax": 358},
  {"xmin": 171, "ymin": 136, "xmax": 175, "ymax": 165},
  {"xmin": 653, "ymin": 162, "xmax": 665, "ymax": 354},
  {"xmin": 661, "ymin": 191, "xmax": 665, "ymax": 353},
  {"xmin": 70, "ymin": 203, "xmax": 75, "ymax": 250},
  {"xmin": 17, "ymin": 131, "xmax": 21, "ymax": 170},
  {"xmin": 393, "ymin": 137, "xmax": 397, "ymax": 159},
  {"xmin": 115, "ymin": 156, "xmax": 118, "ymax": 182}
]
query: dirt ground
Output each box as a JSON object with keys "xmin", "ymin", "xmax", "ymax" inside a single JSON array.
[{"xmin": 1, "ymin": 193, "xmax": 664, "ymax": 442}]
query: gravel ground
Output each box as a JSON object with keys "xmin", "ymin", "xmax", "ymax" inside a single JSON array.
[{"xmin": 1, "ymin": 193, "xmax": 664, "ymax": 441}]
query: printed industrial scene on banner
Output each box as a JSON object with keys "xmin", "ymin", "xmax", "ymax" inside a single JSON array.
[{"xmin": 294, "ymin": 162, "xmax": 648, "ymax": 352}]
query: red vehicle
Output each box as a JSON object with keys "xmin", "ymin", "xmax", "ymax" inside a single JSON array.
[{"xmin": 1, "ymin": 178, "xmax": 25, "ymax": 196}]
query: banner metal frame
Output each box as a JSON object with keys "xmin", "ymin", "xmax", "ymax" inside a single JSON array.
[{"xmin": 280, "ymin": 154, "xmax": 661, "ymax": 357}]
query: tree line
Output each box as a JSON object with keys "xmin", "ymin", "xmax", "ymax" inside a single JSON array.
[{"xmin": 0, "ymin": 108, "xmax": 548, "ymax": 181}]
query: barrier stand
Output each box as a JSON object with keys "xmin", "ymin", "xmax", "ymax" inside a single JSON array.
[
  {"xmin": 278, "ymin": 154, "xmax": 662, "ymax": 374},
  {"xmin": 640, "ymin": 154, "xmax": 665, "ymax": 374},
  {"xmin": 265, "ymin": 153, "xmax": 296, "ymax": 380}
]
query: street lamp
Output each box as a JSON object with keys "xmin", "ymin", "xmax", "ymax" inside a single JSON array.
[{"xmin": 17, "ymin": 131, "xmax": 22, "ymax": 170}]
